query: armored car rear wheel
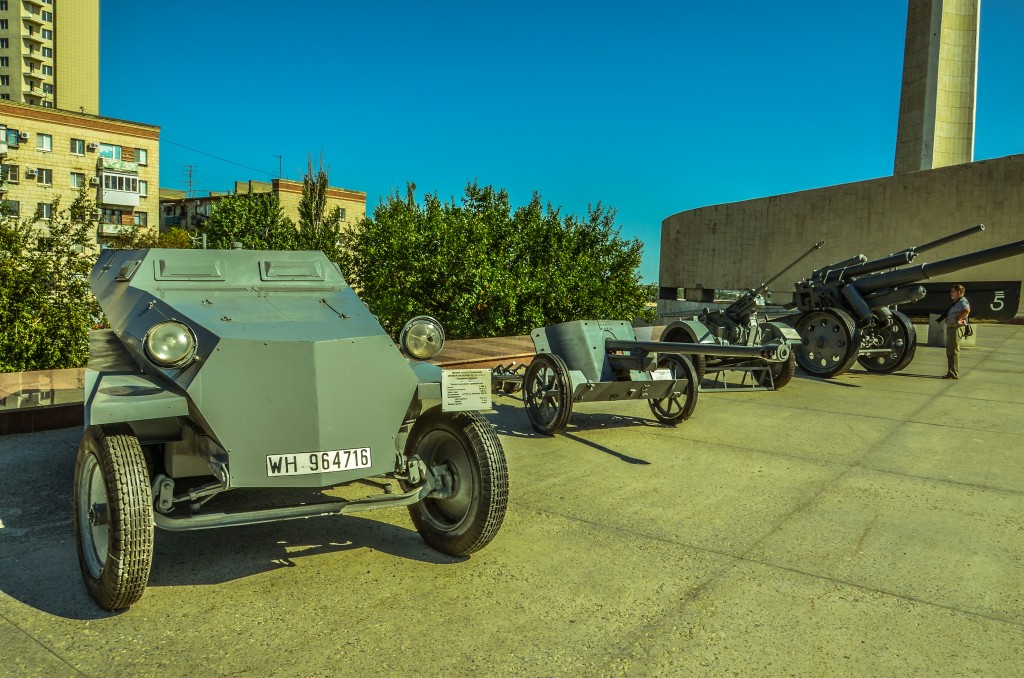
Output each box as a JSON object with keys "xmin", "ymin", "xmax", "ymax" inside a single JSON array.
[
  {"xmin": 406, "ymin": 409, "xmax": 508, "ymax": 557},
  {"xmin": 794, "ymin": 309, "xmax": 861, "ymax": 378},
  {"xmin": 648, "ymin": 354, "xmax": 699, "ymax": 425},
  {"xmin": 857, "ymin": 311, "xmax": 917, "ymax": 373},
  {"xmin": 73, "ymin": 424, "xmax": 154, "ymax": 611},
  {"xmin": 524, "ymin": 353, "xmax": 573, "ymax": 435}
]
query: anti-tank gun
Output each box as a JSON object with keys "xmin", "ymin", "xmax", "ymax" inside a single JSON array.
[
  {"xmin": 74, "ymin": 247, "xmax": 508, "ymax": 611},
  {"xmin": 522, "ymin": 320, "xmax": 790, "ymax": 434},
  {"xmin": 789, "ymin": 225, "xmax": 1024, "ymax": 377},
  {"xmin": 657, "ymin": 241, "xmax": 824, "ymax": 390}
]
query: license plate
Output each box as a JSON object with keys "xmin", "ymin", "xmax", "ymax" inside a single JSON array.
[{"xmin": 266, "ymin": 448, "xmax": 371, "ymax": 476}]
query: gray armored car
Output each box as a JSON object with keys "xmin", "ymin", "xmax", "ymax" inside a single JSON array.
[{"xmin": 76, "ymin": 247, "xmax": 508, "ymax": 610}]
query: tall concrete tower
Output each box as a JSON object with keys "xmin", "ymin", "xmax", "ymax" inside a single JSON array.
[{"xmin": 894, "ymin": 0, "xmax": 980, "ymax": 173}]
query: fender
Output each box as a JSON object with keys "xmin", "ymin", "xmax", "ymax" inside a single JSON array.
[
  {"xmin": 759, "ymin": 320, "xmax": 801, "ymax": 344},
  {"xmin": 659, "ymin": 319, "xmax": 718, "ymax": 345}
]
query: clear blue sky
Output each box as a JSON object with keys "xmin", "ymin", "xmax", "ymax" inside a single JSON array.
[{"xmin": 99, "ymin": 1, "xmax": 1024, "ymax": 282}]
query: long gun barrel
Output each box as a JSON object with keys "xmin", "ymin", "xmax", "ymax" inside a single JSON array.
[
  {"xmin": 897, "ymin": 223, "xmax": 985, "ymax": 257},
  {"xmin": 853, "ymin": 238, "xmax": 1024, "ymax": 295},
  {"xmin": 726, "ymin": 241, "xmax": 825, "ymax": 320},
  {"xmin": 606, "ymin": 339, "xmax": 789, "ymax": 362}
]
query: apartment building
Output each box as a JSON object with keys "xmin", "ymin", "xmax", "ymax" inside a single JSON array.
[
  {"xmin": 0, "ymin": 100, "xmax": 159, "ymax": 246},
  {"xmin": 0, "ymin": 0, "xmax": 99, "ymax": 113},
  {"xmin": 160, "ymin": 179, "xmax": 367, "ymax": 232}
]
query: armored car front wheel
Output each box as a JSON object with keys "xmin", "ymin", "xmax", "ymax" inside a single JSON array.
[
  {"xmin": 406, "ymin": 409, "xmax": 508, "ymax": 557},
  {"xmin": 648, "ymin": 353, "xmax": 699, "ymax": 425},
  {"xmin": 524, "ymin": 353, "xmax": 573, "ymax": 435},
  {"xmin": 73, "ymin": 424, "xmax": 154, "ymax": 611}
]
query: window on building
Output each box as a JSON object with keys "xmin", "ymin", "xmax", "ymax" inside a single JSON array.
[
  {"xmin": 6, "ymin": 200, "xmax": 19, "ymax": 217},
  {"xmin": 102, "ymin": 173, "xmax": 138, "ymax": 193},
  {"xmin": 0, "ymin": 76, "xmax": 8, "ymax": 86},
  {"xmin": 42, "ymin": 64, "xmax": 52, "ymax": 75},
  {"xmin": 0, "ymin": 94, "xmax": 8, "ymax": 100},
  {"xmin": 41, "ymin": 29, "xmax": 52, "ymax": 40},
  {"xmin": 36, "ymin": 133, "xmax": 52, "ymax": 152},
  {"xmin": 0, "ymin": 57, "xmax": 8, "ymax": 67},
  {"xmin": 139, "ymin": 180, "xmax": 148, "ymax": 196},
  {"xmin": 99, "ymin": 143, "xmax": 122, "ymax": 160},
  {"xmin": 0, "ymin": 39, "xmax": 8, "ymax": 49},
  {"xmin": 135, "ymin": 148, "xmax": 148, "ymax": 165},
  {"xmin": 2, "ymin": 164, "xmax": 18, "ymax": 184},
  {"xmin": 5, "ymin": 128, "xmax": 18, "ymax": 146},
  {"xmin": 101, "ymin": 208, "xmax": 122, "ymax": 225},
  {"xmin": 37, "ymin": 168, "xmax": 52, "ymax": 185},
  {"xmin": 41, "ymin": 10, "xmax": 52, "ymax": 21},
  {"xmin": 339, "ymin": 208, "xmax": 347, "ymax": 221},
  {"xmin": 41, "ymin": 101, "xmax": 52, "ymax": 108},
  {"xmin": 42, "ymin": 83, "xmax": 53, "ymax": 94},
  {"xmin": 0, "ymin": 2, "xmax": 8, "ymax": 11},
  {"xmin": 38, "ymin": 203, "xmax": 53, "ymax": 219},
  {"xmin": 70, "ymin": 138, "xmax": 85, "ymax": 155},
  {"xmin": 0, "ymin": 20, "xmax": 8, "ymax": 29},
  {"xmin": 133, "ymin": 212, "xmax": 148, "ymax": 227},
  {"xmin": 70, "ymin": 172, "xmax": 86, "ymax": 189},
  {"xmin": 41, "ymin": 47, "xmax": 52, "ymax": 58}
]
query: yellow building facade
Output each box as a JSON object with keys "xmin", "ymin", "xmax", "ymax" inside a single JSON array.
[
  {"xmin": 234, "ymin": 179, "xmax": 367, "ymax": 227},
  {"xmin": 0, "ymin": 100, "xmax": 159, "ymax": 245},
  {"xmin": 0, "ymin": 0, "xmax": 99, "ymax": 113}
]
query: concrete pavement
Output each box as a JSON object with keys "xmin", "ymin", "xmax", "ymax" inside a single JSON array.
[{"xmin": 1, "ymin": 323, "xmax": 1022, "ymax": 676}]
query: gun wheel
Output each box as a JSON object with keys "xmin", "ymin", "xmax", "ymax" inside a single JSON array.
[
  {"xmin": 794, "ymin": 308, "xmax": 861, "ymax": 378},
  {"xmin": 407, "ymin": 409, "xmax": 508, "ymax": 557},
  {"xmin": 858, "ymin": 311, "xmax": 918, "ymax": 373},
  {"xmin": 73, "ymin": 424, "xmax": 154, "ymax": 611},
  {"xmin": 524, "ymin": 353, "xmax": 573, "ymax": 435},
  {"xmin": 753, "ymin": 323, "xmax": 797, "ymax": 389},
  {"xmin": 660, "ymin": 327, "xmax": 706, "ymax": 382},
  {"xmin": 648, "ymin": 353, "xmax": 699, "ymax": 425}
]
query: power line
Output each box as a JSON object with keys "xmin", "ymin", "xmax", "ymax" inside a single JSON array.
[{"xmin": 162, "ymin": 137, "xmax": 277, "ymax": 177}]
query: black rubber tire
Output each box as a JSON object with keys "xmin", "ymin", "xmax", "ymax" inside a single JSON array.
[
  {"xmin": 753, "ymin": 352, "xmax": 798, "ymax": 389},
  {"xmin": 73, "ymin": 424, "xmax": 154, "ymax": 611},
  {"xmin": 661, "ymin": 328, "xmax": 707, "ymax": 382},
  {"xmin": 523, "ymin": 353, "xmax": 573, "ymax": 435},
  {"xmin": 794, "ymin": 309, "xmax": 861, "ymax": 378},
  {"xmin": 857, "ymin": 311, "xmax": 918, "ymax": 373},
  {"xmin": 648, "ymin": 353, "xmax": 700, "ymax": 425},
  {"xmin": 406, "ymin": 408, "xmax": 508, "ymax": 557}
]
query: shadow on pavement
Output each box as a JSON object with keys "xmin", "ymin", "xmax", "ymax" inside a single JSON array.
[{"xmin": 0, "ymin": 433, "xmax": 461, "ymax": 621}]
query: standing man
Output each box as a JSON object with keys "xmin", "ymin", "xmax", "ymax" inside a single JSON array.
[{"xmin": 943, "ymin": 284, "xmax": 971, "ymax": 379}]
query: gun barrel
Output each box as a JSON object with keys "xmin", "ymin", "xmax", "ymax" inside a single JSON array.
[
  {"xmin": 606, "ymin": 339, "xmax": 789, "ymax": 363},
  {"xmin": 904, "ymin": 224, "xmax": 985, "ymax": 256},
  {"xmin": 842, "ymin": 251, "xmax": 916, "ymax": 280},
  {"xmin": 754, "ymin": 240, "xmax": 826, "ymax": 294},
  {"xmin": 853, "ymin": 239, "xmax": 1024, "ymax": 294}
]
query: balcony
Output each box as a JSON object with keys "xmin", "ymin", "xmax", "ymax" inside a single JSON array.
[
  {"xmin": 98, "ymin": 223, "xmax": 129, "ymax": 237},
  {"xmin": 97, "ymin": 157, "xmax": 139, "ymax": 173},
  {"xmin": 98, "ymin": 187, "xmax": 140, "ymax": 208},
  {"xmin": 23, "ymin": 33, "xmax": 43, "ymax": 45},
  {"xmin": 22, "ymin": 13, "xmax": 44, "ymax": 27}
]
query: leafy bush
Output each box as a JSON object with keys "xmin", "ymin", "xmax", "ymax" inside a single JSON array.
[
  {"xmin": 339, "ymin": 182, "xmax": 654, "ymax": 338},
  {"xmin": 0, "ymin": 189, "xmax": 99, "ymax": 372}
]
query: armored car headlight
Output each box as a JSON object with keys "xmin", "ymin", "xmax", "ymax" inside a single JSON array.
[
  {"xmin": 399, "ymin": 315, "xmax": 445, "ymax": 360},
  {"xmin": 144, "ymin": 320, "xmax": 198, "ymax": 368}
]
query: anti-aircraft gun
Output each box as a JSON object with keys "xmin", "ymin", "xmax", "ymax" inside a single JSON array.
[
  {"xmin": 788, "ymin": 225, "xmax": 1024, "ymax": 377},
  {"xmin": 74, "ymin": 247, "xmax": 508, "ymax": 611},
  {"xmin": 658, "ymin": 241, "xmax": 824, "ymax": 389}
]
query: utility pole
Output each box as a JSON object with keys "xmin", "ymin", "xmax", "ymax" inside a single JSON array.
[{"xmin": 182, "ymin": 165, "xmax": 196, "ymax": 198}]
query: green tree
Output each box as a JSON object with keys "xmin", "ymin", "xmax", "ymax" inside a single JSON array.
[
  {"xmin": 0, "ymin": 187, "xmax": 100, "ymax": 372},
  {"xmin": 204, "ymin": 191, "xmax": 295, "ymax": 250},
  {"xmin": 295, "ymin": 154, "xmax": 344, "ymax": 262},
  {"xmin": 338, "ymin": 181, "xmax": 653, "ymax": 339}
]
